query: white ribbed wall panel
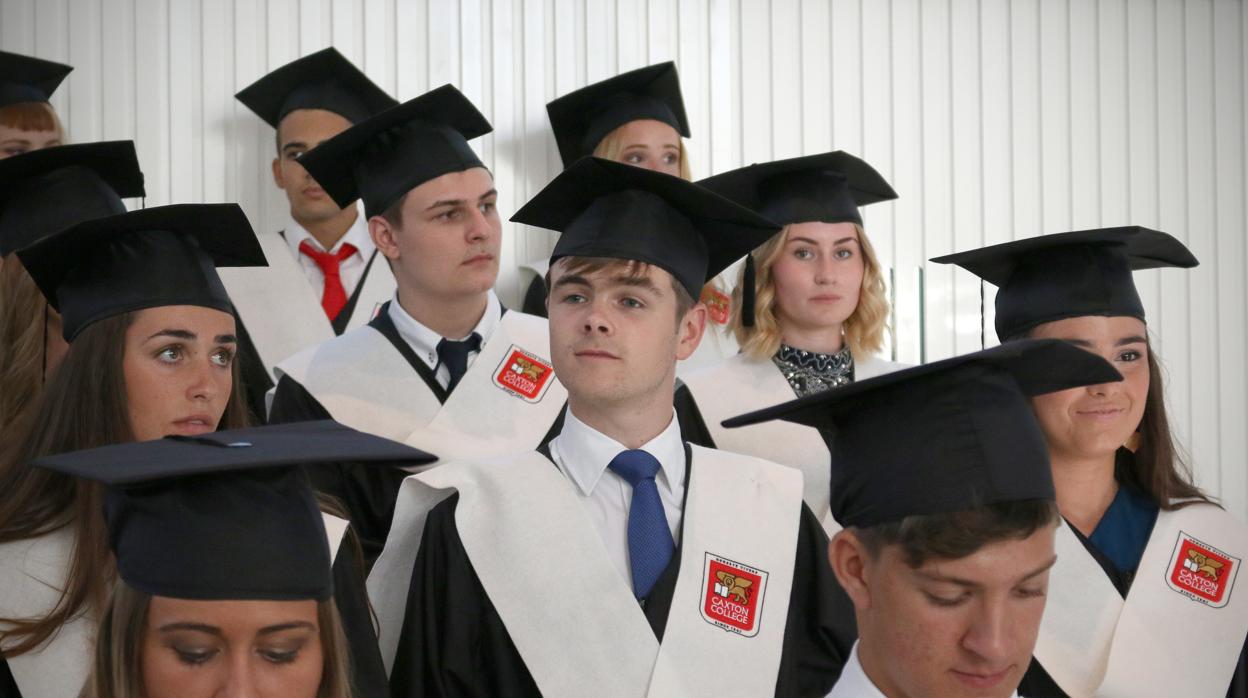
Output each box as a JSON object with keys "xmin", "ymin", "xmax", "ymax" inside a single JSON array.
[{"xmin": 1, "ymin": 0, "xmax": 1245, "ymax": 515}]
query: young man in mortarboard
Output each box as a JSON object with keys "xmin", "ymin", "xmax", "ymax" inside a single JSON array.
[
  {"xmin": 723, "ymin": 341, "xmax": 1123, "ymax": 697},
  {"xmin": 229, "ymin": 48, "xmax": 399, "ymax": 420},
  {"xmin": 266, "ymin": 85, "xmax": 569, "ymax": 568},
  {"xmin": 368, "ymin": 158, "xmax": 852, "ymax": 697}
]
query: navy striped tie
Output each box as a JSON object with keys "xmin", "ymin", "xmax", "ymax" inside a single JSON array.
[{"xmin": 608, "ymin": 449, "xmax": 675, "ymax": 600}]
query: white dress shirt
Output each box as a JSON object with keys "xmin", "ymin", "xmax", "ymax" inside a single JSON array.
[
  {"xmin": 828, "ymin": 642, "xmax": 1020, "ymax": 698},
  {"xmin": 386, "ymin": 289, "xmax": 502, "ymax": 389},
  {"xmin": 283, "ymin": 202, "xmax": 375, "ymax": 301},
  {"xmin": 548, "ymin": 409, "xmax": 687, "ymax": 588}
]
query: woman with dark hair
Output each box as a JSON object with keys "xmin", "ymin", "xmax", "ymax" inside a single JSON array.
[
  {"xmin": 27, "ymin": 422, "xmax": 432, "ymax": 698},
  {"xmin": 0, "ymin": 205, "xmax": 387, "ymax": 697},
  {"xmin": 0, "ymin": 141, "xmax": 146, "ymax": 434},
  {"xmin": 935, "ymin": 227, "xmax": 1248, "ymax": 698},
  {"xmin": 675, "ymin": 152, "xmax": 907, "ymax": 534}
]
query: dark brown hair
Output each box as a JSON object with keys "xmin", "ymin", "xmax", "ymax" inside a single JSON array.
[
  {"xmin": 545, "ymin": 256, "xmax": 697, "ymax": 326},
  {"xmin": 1007, "ymin": 331, "xmax": 1211, "ymax": 510},
  {"xmin": 856, "ymin": 499, "xmax": 1060, "ymax": 568},
  {"xmin": 0, "ymin": 101, "xmax": 63, "ymax": 135},
  {"xmin": 0, "ymin": 257, "xmax": 48, "ymax": 433},
  {"xmin": 0, "ymin": 311, "xmax": 250, "ymax": 657}
]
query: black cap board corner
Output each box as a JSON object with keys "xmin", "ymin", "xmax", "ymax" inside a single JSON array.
[
  {"xmin": 297, "ymin": 83, "xmax": 492, "ymax": 217},
  {"xmin": 32, "ymin": 421, "xmax": 437, "ymax": 602},
  {"xmin": 931, "ymin": 227, "xmax": 1198, "ymax": 340},
  {"xmin": 0, "ymin": 50, "xmax": 72, "ymax": 108},
  {"xmin": 235, "ymin": 46, "xmax": 397, "ymax": 128},
  {"xmin": 17, "ymin": 203, "xmax": 267, "ymax": 341},
  {"xmin": 723, "ymin": 339, "xmax": 1122, "ymax": 528},
  {"xmin": 547, "ymin": 62, "xmax": 690, "ymax": 168},
  {"xmin": 510, "ymin": 156, "xmax": 780, "ymax": 298},
  {"xmin": 0, "ymin": 140, "xmax": 146, "ymax": 256}
]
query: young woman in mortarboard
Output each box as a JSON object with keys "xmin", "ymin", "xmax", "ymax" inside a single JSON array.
[
  {"xmin": 521, "ymin": 62, "xmax": 738, "ymax": 373},
  {"xmin": 0, "ymin": 206, "xmax": 389, "ymax": 697},
  {"xmin": 0, "ymin": 51, "xmax": 67, "ymax": 162},
  {"xmin": 27, "ymin": 422, "xmax": 433, "ymax": 698},
  {"xmin": 674, "ymin": 151, "xmax": 908, "ymax": 536},
  {"xmin": 0, "ymin": 142, "xmax": 144, "ymax": 438},
  {"xmin": 936, "ymin": 228, "xmax": 1248, "ymax": 698}
]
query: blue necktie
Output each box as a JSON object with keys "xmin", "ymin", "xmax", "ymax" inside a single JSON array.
[
  {"xmin": 436, "ymin": 332, "xmax": 482, "ymax": 392},
  {"xmin": 608, "ymin": 449, "xmax": 675, "ymax": 600}
]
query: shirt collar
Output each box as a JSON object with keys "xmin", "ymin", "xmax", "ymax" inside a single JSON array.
[
  {"xmin": 554, "ymin": 408, "xmax": 686, "ymax": 497},
  {"xmin": 284, "ymin": 201, "xmax": 374, "ymax": 257},
  {"xmin": 831, "ymin": 643, "xmax": 1019, "ymax": 698},
  {"xmin": 386, "ymin": 290, "xmax": 502, "ymax": 370}
]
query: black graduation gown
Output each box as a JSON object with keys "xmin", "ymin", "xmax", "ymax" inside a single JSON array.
[
  {"xmin": 1015, "ymin": 507, "xmax": 1248, "ymax": 697},
  {"xmin": 268, "ymin": 302, "xmax": 564, "ymax": 571},
  {"xmin": 672, "ymin": 382, "xmax": 717, "ymax": 449},
  {"xmin": 232, "ymin": 237, "xmax": 385, "ymax": 425},
  {"xmin": 0, "ymin": 661, "xmax": 17, "ymax": 698},
  {"xmin": 389, "ymin": 444, "xmax": 856, "ymax": 698}
]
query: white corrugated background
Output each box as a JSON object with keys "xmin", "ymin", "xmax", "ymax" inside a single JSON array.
[{"xmin": 2, "ymin": 0, "xmax": 1246, "ymax": 516}]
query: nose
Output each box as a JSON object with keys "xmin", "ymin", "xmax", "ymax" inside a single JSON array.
[
  {"xmin": 465, "ymin": 206, "xmax": 493, "ymax": 244},
  {"xmin": 582, "ymin": 297, "xmax": 615, "ymax": 336},
  {"xmin": 813, "ymin": 255, "xmax": 837, "ymax": 285},
  {"xmin": 221, "ymin": 652, "xmax": 258, "ymax": 698},
  {"xmin": 187, "ymin": 355, "xmax": 221, "ymax": 403},
  {"xmin": 960, "ymin": 598, "xmax": 1012, "ymax": 666}
]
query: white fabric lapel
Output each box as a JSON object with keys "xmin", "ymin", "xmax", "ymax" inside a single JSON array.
[
  {"xmin": 340, "ymin": 253, "xmax": 396, "ymax": 332},
  {"xmin": 401, "ymin": 311, "xmax": 565, "ymax": 463}
]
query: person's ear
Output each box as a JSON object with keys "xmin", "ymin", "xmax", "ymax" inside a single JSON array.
[
  {"xmin": 674, "ymin": 302, "xmax": 707, "ymax": 361},
  {"xmin": 829, "ymin": 529, "xmax": 874, "ymax": 612},
  {"xmin": 369, "ymin": 215, "xmax": 401, "ymax": 261},
  {"xmin": 271, "ymin": 156, "xmax": 285, "ymax": 190}
]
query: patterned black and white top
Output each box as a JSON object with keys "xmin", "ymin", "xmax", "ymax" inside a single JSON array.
[{"xmin": 771, "ymin": 343, "xmax": 855, "ymax": 398}]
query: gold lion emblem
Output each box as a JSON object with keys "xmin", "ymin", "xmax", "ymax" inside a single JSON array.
[
  {"xmin": 1189, "ymin": 550, "xmax": 1225, "ymax": 580},
  {"xmin": 510, "ymin": 356, "xmax": 545, "ymax": 381},
  {"xmin": 716, "ymin": 570, "xmax": 754, "ymax": 604}
]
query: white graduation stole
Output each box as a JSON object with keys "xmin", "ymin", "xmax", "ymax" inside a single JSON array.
[
  {"xmin": 276, "ymin": 311, "xmax": 566, "ymax": 460},
  {"xmin": 683, "ymin": 353, "xmax": 907, "ymax": 537},
  {"xmin": 1034, "ymin": 503, "xmax": 1248, "ymax": 697},
  {"xmin": 219, "ymin": 221, "xmax": 397, "ymax": 379},
  {"xmin": 0, "ymin": 514, "xmax": 351, "ymax": 698},
  {"xmin": 368, "ymin": 445, "xmax": 803, "ymax": 696}
]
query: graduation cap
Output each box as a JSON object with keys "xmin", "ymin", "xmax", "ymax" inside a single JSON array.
[
  {"xmin": 547, "ymin": 62, "xmax": 690, "ymax": 168},
  {"xmin": 0, "ymin": 140, "xmax": 145, "ymax": 256},
  {"xmin": 17, "ymin": 203, "xmax": 267, "ymax": 341},
  {"xmin": 510, "ymin": 157, "xmax": 780, "ymax": 298},
  {"xmin": 722, "ymin": 340, "xmax": 1122, "ymax": 528},
  {"xmin": 235, "ymin": 47, "xmax": 397, "ymax": 128},
  {"xmin": 698, "ymin": 151, "xmax": 898, "ymax": 325},
  {"xmin": 0, "ymin": 50, "xmax": 72, "ymax": 108},
  {"xmin": 296, "ymin": 84, "xmax": 492, "ymax": 217},
  {"xmin": 931, "ymin": 227, "xmax": 1198, "ymax": 341},
  {"xmin": 32, "ymin": 421, "xmax": 437, "ymax": 601}
]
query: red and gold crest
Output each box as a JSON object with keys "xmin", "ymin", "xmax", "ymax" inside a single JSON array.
[
  {"xmin": 700, "ymin": 553, "xmax": 768, "ymax": 637},
  {"xmin": 492, "ymin": 345, "xmax": 555, "ymax": 403},
  {"xmin": 1167, "ymin": 532, "xmax": 1240, "ymax": 608},
  {"xmin": 701, "ymin": 287, "xmax": 733, "ymax": 326}
]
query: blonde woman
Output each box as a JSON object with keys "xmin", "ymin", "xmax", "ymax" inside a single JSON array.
[
  {"xmin": 521, "ymin": 62, "xmax": 736, "ymax": 372},
  {"xmin": 676, "ymin": 152, "xmax": 905, "ymax": 534},
  {"xmin": 28, "ymin": 423, "xmax": 430, "ymax": 698}
]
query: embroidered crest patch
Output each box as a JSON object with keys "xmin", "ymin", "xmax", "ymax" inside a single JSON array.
[
  {"xmin": 1166, "ymin": 531, "xmax": 1239, "ymax": 608},
  {"xmin": 700, "ymin": 553, "xmax": 768, "ymax": 637},
  {"xmin": 492, "ymin": 346, "xmax": 555, "ymax": 403},
  {"xmin": 701, "ymin": 287, "xmax": 733, "ymax": 325}
]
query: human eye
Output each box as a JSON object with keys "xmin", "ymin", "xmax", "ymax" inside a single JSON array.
[
  {"xmin": 211, "ymin": 347, "xmax": 235, "ymax": 368},
  {"xmin": 834, "ymin": 248, "xmax": 855, "ymax": 260},
  {"xmin": 258, "ymin": 645, "xmax": 302, "ymax": 665},
  {"xmin": 479, "ymin": 200, "xmax": 496, "ymax": 214},
  {"xmin": 1117, "ymin": 349, "xmax": 1143, "ymax": 362},
  {"xmin": 156, "ymin": 345, "xmax": 184, "ymax": 364},
  {"xmin": 624, "ymin": 152, "xmax": 645, "ymax": 165},
  {"xmin": 172, "ymin": 644, "xmax": 219, "ymax": 666},
  {"xmin": 621, "ymin": 296, "xmax": 645, "ymax": 309},
  {"xmin": 793, "ymin": 248, "xmax": 815, "ymax": 260},
  {"xmin": 559, "ymin": 292, "xmax": 587, "ymax": 304},
  {"xmin": 923, "ymin": 589, "xmax": 970, "ymax": 607},
  {"xmin": 3, "ymin": 147, "xmax": 28, "ymax": 157},
  {"xmin": 1015, "ymin": 585, "xmax": 1047, "ymax": 599},
  {"xmin": 662, "ymin": 152, "xmax": 679, "ymax": 165}
]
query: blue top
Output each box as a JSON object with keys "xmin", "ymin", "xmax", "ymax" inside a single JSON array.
[{"xmin": 1088, "ymin": 483, "xmax": 1160, "ymax": 575}]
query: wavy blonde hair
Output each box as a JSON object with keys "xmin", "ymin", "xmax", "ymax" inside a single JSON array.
[
  {"xmin": 731, "ymin": 223, "xmax": 890, "ymax": 361},
  {"xmin": 87, "ymin": 583, "xmax": 354, "ymax": 698}
]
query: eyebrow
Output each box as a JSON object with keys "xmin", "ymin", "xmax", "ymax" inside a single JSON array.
[
  {"xmin": 257, "ymin": 621, "xmax": 317, "ymax": 636},
  {"xmin": 146, "ymin": 329, "xmax": 238, "ymax": 344},
  {"xmin": 787, "ymin": 236, "xmax": 859, "ymax": 246},
  {"xmin": 158, "ymin": 621, "xmax": 316, "ymax": 637},
  {"xmin": 1, "ymin": 139, "xmax": 31, "ymax": 147},
  {"xmin": 551, "ymin": 273, "xmax": 663, "ymax": 295},
  {"xmin": 1059, "ymin": 335, "xmax": 1148, "ymax": 349},
  {"xmin": 426, "ymin": 188, "xmax": 499, "ymax": 211},
  {"xmin": 281, "ymin": 141, "xmax": 307, "ymax": 153},
  {"xmin": 916, "ymin": 555, "xmax": 1059, "ymax": 589}
]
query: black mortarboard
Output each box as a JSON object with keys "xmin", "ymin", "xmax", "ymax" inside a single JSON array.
[
  {"xmin": 510, "ymin": 157, "xmax": 780, "ymax": 298},
  {"xmin": 698, "ymin": 151, "xmax": 898, "ymax": 325},
  {"xmin": 296, "ymin": 84, "xmax": 492, "ymax": 217},
  {"xmin": 0, "ymin": 50, "xmax": 72, "ymax": 108},
  {"xmin": 547, "ymin": 62, "xmax": 690, "ymax": 168},
  {"xmin": 0, "ymin": 141, "xmax": 145, "ymax": 256},
  {"xmin": 32, "ymin": 421, "xmax": 436, "ymax": 601},
  {"xmin": 234, "ymin": 47, "xmax": 397, "ymax": 128},
  {"xmin": 931, "ymin": 227, "xmax": 1198, "ymax": 341},
  {"xmin": 722, "ymin": 340, "xmax": 1122, "ymax": 528},
  {"xmin": 17, "ymin": 203, "xmax": 267, "ymax": 341}
]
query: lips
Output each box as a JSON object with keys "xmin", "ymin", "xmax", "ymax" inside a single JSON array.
[
  {"xmin": 809, "ymin": 294, "xmax": 844, "ymax": 302},
  {"xmin": 172, "ymin": 415, "xmax": 215, "ymax": 435},
  {"xmin": 574, "ymin": 349, "xmax": 620, "ymax": 360},
  {"xmin": 1074, "ymin": 405, "xmax": 1127, "ymax": 419},
  {"xmin": 950, "ymin": 666, "xmax": 1012, "ymax": 690},
  {"xmin": 303, "ymin": 187, "xmax": 328, "ymax": 199},
  {"xmin": 462, "ymin": 253, "xmax": 495, "ymax": 266}
]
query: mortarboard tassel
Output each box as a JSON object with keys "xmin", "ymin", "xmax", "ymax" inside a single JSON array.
[{"xmin": 742, "ymin": 253, "xmax": 756, "ymax": 328}]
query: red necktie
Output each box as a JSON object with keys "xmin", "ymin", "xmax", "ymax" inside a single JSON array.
[{"xmin": 299, "ymin": 240, "xmax": 358, "ymax": 322}]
